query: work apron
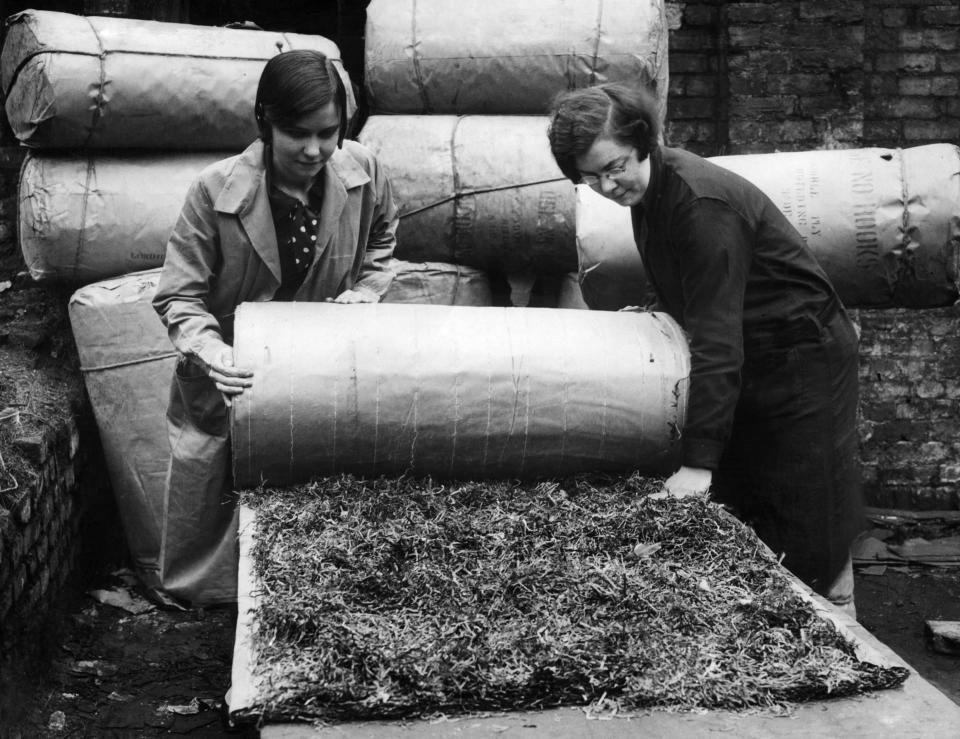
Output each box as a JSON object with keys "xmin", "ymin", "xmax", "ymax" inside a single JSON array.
[
  {"xmin": 160, "ymin": 357, "xmax": 238, "ymax": 606},
  {"xmin": 711, "ymin": 305, "xmax": 864, "ymax": 596}
]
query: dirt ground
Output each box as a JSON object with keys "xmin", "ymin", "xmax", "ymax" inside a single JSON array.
[{"xmin": 0, "ymin": 564, "xmax": 955, "ymax": 738}]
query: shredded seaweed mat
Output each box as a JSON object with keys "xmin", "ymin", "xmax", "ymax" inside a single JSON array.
[{"xmin": 239, "ymin": 475, "xmax": 907, "ymax": 721}]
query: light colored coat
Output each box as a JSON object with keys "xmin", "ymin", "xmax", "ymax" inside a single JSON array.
[
  {"xmin": 152, "ymin": 138, "xmax": 397, "ymax": 606},
  {"xmin": 154, "ymin": 137, "xmax": 397, "ymax": 363}
]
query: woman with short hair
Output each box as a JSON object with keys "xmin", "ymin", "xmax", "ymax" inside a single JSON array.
[
  {"xmin": 548, "ymin": 83, "xmax": 862, "ymax": 616},
  {"xmin": 153, "ymin": 50, "xmax": 398, "ymax": 606}
]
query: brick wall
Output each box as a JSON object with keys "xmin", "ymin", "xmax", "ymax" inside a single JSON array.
[
  {"xmin": 0, "ymin": 321, "xmax": 115, "ymax": 718},
  {"xmin": 856, "ymin": 308, "xmax": 960, "ymax": 510},
  {"xmin": 666, "ymin": 0, "xmax": 960, "ymax": 153},
  {"xmin": 864, "ymin": 1, "xmax": 960, "ymax": 146}
]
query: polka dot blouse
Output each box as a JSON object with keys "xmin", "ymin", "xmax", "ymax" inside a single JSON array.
[{"xmin": 268, "ymin": 178, "xmax": 325, "ymax": 301}]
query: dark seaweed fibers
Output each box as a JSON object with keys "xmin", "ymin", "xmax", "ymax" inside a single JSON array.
[{"xmin": 238, "ymin": 474, "xmax": 908, "ymax": 722}]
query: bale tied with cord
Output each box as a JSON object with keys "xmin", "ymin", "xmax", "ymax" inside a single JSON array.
[
  {"xmin": 1, "ymin": 9, "xmax": 351, "ymax": 149},
  {"xmin": 364, "ymin": 0, "xmax": 669, "ymax": 117},
  {"xmin": 358, "ymin": 115, "xmax": 577, "ymax": 276},
  {"xmin": 577, "ymin": 144, "xmax": 960, "ymax": 310}
]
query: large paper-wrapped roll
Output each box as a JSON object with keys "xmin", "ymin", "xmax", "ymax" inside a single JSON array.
[
  {"xmin": 1, "ymin": 10, "xmax": 350, "ymax": 149},
  {"xmin": 18, "ymin": 150, "xmax": 220, "ymax": 283},
  {"xmin": 231, "ymin": 302, "xmax": 689, "ymax": 485},
  {"xmin": 359, "ymin": 115, "xmax": 577, "ymax": 276},
  {"xmin": 364, "ymin": 0, "xmax": 669, "ymax": 117},
  {"xmin": 68, "ymin": 270, "xmax": 176, "ymax": 589},
  {"xmin": 577, "ymin": 145, "xmax": 960, "ymax": 310}
]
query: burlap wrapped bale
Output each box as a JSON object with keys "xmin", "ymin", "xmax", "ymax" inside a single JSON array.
[
  {"xmin": 18, "ymin": 150, "xmax": 219, "ymax": 283},
  {"xmin": 577, "ymin": 145, "xmax": 960, "ymax": 310},
  {"xmin": 231, "ymin": 302, "xmax": 689, "ymax": 486},
  {"xmin": 364, "ymin": 0, "xmax": 669, "ymax": 117},
  {"xmin": 359, "ymin": 115, "xmax": 577, "ymax": 276},
  {"xmin": 1, "ymin": 9, "xmax": 351, "ymax": 149},
  {"xmin": 68, "ymin": 269, "xmax": 176, "ymax": 589}
]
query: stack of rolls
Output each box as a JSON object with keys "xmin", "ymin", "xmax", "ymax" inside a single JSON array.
[
  {"xmin": 3, "ymin": 10, "xmax": 355, "ymax": 283},
  {"xmin": 359, "ymin": 0, "xmax": 671, "ymax": 307}
]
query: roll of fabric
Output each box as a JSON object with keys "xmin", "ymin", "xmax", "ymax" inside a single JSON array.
[
  {"xmin": 67, "ymin": 269, "xmax": 176, "ymax": 590},
  {"xmin": 359, "ymin": 115, "xmax": 577, "ymax": 276},
  {"xmin": 231, "ymin": 302, "xmax": 689, "ymax": 486},
  {"xmin": 576, "ymin": 145, "xmax": 960, "ymax": 310},
  {"xmin": 18, "ymin": 150, "xmax": 220, "ymax": 283},
  {"xmin": 382, "ymin": 261, "xmax": 493, "ymax": 306},
  {"xmin": 1, "ymin": 9, "xmax": 352, "ymax": 149},
  {"xmin": 364, "ymin": 0, "xmax": 669, "ymax": 117}
]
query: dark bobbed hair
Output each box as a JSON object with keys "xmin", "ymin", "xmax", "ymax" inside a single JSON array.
[
  {"xmin": 547, "ymin": 83, "xmax": 661, "ymax": 183},
  {"xmin": 255, "ymin": 50, "xmax": 347, "ymax": 147}
]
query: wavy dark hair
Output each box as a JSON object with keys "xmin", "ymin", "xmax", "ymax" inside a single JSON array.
[
  {"xmin": 254, "ymin": 50, "xmax": 347, "ymax": 147},
  {"xmin": 547, "ymin": 83, "xmax": 661, "ymax": 183}
]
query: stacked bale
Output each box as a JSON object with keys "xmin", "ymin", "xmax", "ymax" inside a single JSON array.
[
  {"xmin": 3, "ymin": 10, "xmax": 357, "ymax": 285},
  {"xmin": 67, "ymin": 270, "xmax": 176, "ymax": 589},
  {"xmin": 577, "ymin": 145, "xmax": 960, "ymax": 310},
  {"xmin": 361, "ymin": 0, "xmax": 670, "ymax": 306},
  {"xmin": 358, "ymin": 116, "xmax": 577, "ymax": 277},
  {"xmin": 18, "ymin": 151, "xmax": 219, "ymax": 282},
  {"xmin": 1, "ymin": 10, "xmax": 351, "ymax": 149},
  {"xmin": 364, "ymin": 0, "xmax": 669, "ymax": 116}
]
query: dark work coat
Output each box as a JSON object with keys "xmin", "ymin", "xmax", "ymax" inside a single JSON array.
[{"xmin": 632, "ymin": 145, "xmax": 863, "ymax": 593}]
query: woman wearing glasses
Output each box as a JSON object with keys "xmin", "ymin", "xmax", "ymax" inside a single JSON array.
[{"xmin": 547, "ymin": 83, "xmax": 862, "ymax": 617}]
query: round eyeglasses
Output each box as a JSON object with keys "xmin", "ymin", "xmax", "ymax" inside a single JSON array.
[{"xmin": 579, "ymin": 163, "xmax": 628, "ymax": 187}]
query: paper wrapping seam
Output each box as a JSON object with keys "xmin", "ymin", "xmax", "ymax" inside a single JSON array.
[
  {"xmin": 409, "ymin": 0, "xmax": 431, "ymax": 112},
  {"xmin": 74, "ymin": 156, "xmax": 95, "ymax": 282},
  {"xmin": 84, "ymin": 15, "xmax": 106, "ymax": 147},
  {"xmin": 589, "ymin": 0, "xmax": 604, "ymax": 85}
]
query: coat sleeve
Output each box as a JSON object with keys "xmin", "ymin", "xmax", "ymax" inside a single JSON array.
[
  {"xmin": 675, "ymin": 197, "xmax": 752, "ymax": 470},
  {"xmin": 352, "ymin": 153, "xmax": 398, "ymax": 299},
  {"xmin": 152, "ymin": 177, "xmax": 233, "ymax": 366}
]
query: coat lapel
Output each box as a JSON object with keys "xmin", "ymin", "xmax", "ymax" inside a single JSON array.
[
  {"xmin": 213, "ymin": 140, "xmax": 282, "ymax": 285},
  {"xmin": 313, "ymin": 146, "xmax": 370, "ymax": 261}
]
